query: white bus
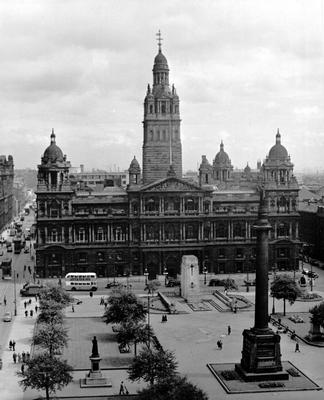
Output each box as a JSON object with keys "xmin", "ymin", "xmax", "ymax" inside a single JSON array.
[{"xmin": 64, "ymin": 272, "xmax": 98, "ymax": 291}]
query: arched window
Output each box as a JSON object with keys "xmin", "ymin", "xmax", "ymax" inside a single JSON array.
[
  {"xmin": 161, "ymin": 103, "xmax": 166, "ymax": 114},
  {"xmin": 216, "ymin": 222, "xmax": 227, "ymax": 238},
  {"xmin": 96, "ymin": 227, "xmax": 104, "ymax": 241},
  {"xmin": 78, "ymin": 227, "xmax": 86, "ymax": 242},
  {"xmin": 51, "ymin": 229, "xmax": 58, "ymax": 242},
  {"xmin": 278, "ymin": 196, "xmax": 287, "ymax": 213},
  {"xmin": 278, "ymin": 222, "xmax": 289, "ymax": 237},
  {"xmin": 149, "ymin": 104, "xmax": 153, "ymax": 113}
]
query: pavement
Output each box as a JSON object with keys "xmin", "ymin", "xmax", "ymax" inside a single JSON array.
[{"xmin": 0, "ymin": 282, "xmax": 324, "ymax": 400}]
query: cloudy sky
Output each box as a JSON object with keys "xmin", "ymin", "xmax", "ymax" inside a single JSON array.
[{"xmin": 1, "ymin": 0, "xmax": 324, "ymax": 173}]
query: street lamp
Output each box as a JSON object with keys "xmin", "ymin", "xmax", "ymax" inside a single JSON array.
[
  {"xmin": 144, "ymin": 267, "xmax": 149, "ymax": 285},
  {"xmin": 163, "ymin": 266, "xmax": 168, "ymax": 286},
  {"xmin": 271, "ymin": 265, "xmax": 277, "ymax": 315},
  {"xmin": 203, "ymin": 264, "xmax": 208, "ymax": 285},
  {"xmin": 13, "ymin": 268, "xmax": 17, "ymax": 316}
]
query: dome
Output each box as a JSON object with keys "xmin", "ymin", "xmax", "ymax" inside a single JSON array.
[
  {"xmin": 214, "ymin": 141, "xmax": 231, "ymax": 165},
  {"xmin": 43, "ymin": 130, "xmax": 64, "ymax": 163},
  {"xmin": 153, "ymin": 50, "xmax": 169, "ymax": 71},
  {"xmin": 268, "ymin": 130, "xmax": 288, "ymax": 161},
  {"xmin": 244, "ymin": 163, "xmax": 251, "ymax": 173},
  {"xmin": 129, "ymin": 156, "xmax": 141, "ymax": 173}
]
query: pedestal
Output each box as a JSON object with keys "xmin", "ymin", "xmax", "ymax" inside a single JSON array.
[
  {"xmin": 80, "ymin": 356, "xmax": 112, "ymax": 388},
  {"xmin": 235, "ymin": 328, "xmax": 289, "ymax": 381}
]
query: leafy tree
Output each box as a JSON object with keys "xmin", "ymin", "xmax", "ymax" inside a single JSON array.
[
  {"xmin": 32, "ymin": 323, "xmax": 68, "ymax": 357},
  {"xmin": 310, "ymin": 302, "xmax": 324, "ymax": 328},
  {"xmin": 103, "ymin": 291, "xmax": 147, "ymax": 325},
  {"xmin": 39, "ymin": 285, "xmax": 72, "ymax": 308},
  {"xmin": 145, "ymin": 279, "xmax": 161, "ymax": 294},
  {"xmin": 223, "ymin": 278, "xmax": 238, "ymax": 291},
  {"xmin": 18, "ymin": 353, "xmax": 73, "ymax": 400},
  {"xmin": 270, "ymin": 274, "xmax": 302, "ymax": 316},
  {"xmin": 137, "ymin": 375, "xmax": 209, "ymax": 400},
  {"xmin": 128, "ymin": 347, "xmax": 177, "ymax": 385},
  {"xmin": 117, "ymin": 321, "xmax": 153, "ymax": 356},
  {"xmin": 37, "ymin": 300, "xmax": 64, "ymax": 324}
]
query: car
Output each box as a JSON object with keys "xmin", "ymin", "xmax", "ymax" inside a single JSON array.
[
  {"xmin": 166, "ymin": 278, "xmax": 180, "ymax": 287},
  {"xmin": 105, "ymin": 281, "xmax": 120, "ymax": 289},
  {"xmin": 20, "ymin": 283, "xmax": 44, "ymax": 296},
  {"xmin": 3, "ymin": 311, "xmax": 12, "ymax": 322},
  {"xmin": 24, "ymin": 247, "xmax": 29, "ymax": 253},
  {"xmin": 302, "ymin": 269, "xmax": 319, "ymax": 279}
]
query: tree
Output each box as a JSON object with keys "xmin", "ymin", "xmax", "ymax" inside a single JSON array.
[
  {"xmin": 128, "ymin": 347, "xmax": 177, "ymax": 385},
  {"xmin": 18, "ymin": 353, "xmax": 73, "ymax": 400},
  {"xmin": 39, "ymin": 285, "xmax": 72, "ymax": 308},
  {"xmin": 223, "ymin": 278, "xmax": 238, "ymax": 291},
  {"xmin": 145, "ymin": 279, "xmax": 161, "ymax": 294},
  {"xmin": 309, "ymin": 302, "xmax": 324, "ymax": 340},
  {"xmin": 137, "ymin": 375, "xmax": 209, "ymax": 400},
  {"xmin": 37, "ymin": 300, "xmax": 64, "ymax": 324},
  {"xmin": 270, "ymin": 274, "xmax": 302, "ymax": 316},
  {"xmin": 32, "ymin": 323, "xmax": 68, "ymax": 357},
  {"xmin": 103, "ymin": 291, "xmax": 147, "ymax": 325},
  {"xmin": 117, "ymin": 321, "xmax": 153, "ymax": 356}
]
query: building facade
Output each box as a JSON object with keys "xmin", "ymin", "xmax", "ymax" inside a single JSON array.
[
  {"xmin": 35, "ymin": 41, "xmax": 300, "ymax": 279},
  {"xmin": 0, "ymin": 155, "xmax": 14, "ymax": 232}
]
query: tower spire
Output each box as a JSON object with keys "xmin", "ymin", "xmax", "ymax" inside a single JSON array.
[{"xmin": 156, "ymin": 30, "xmax": 163, "ymax": 52}]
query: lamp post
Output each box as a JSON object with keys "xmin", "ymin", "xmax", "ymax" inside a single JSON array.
[
  {"xmin": 271, "ymin": 265, "xmax": 277, "ymax": 315},
  {"xmin": 203, "ymin": 264, "xmax": 208, "ymax": 285},
  {"xmin": 163, "ymin": 266, "xmax": 168, "ymax": 286},
  {"xmin": 144, "ymin": 267, "xmax": 149, "ymax": 286},
  {"xmin": 13, "ymin": 268, "xmax": 17, "ymax": 316}
]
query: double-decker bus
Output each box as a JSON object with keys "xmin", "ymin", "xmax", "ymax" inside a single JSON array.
[
  {"xmin": 64, "ymin": 272, "xmax": 98, "ymax": 291},
  {"xmin": 13, "ymin": 236, "xmax": 23, "ymax": 254}
]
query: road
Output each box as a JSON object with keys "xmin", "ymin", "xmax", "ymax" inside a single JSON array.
[{"xmin": 0, "ymin": 211, "xmax": 36, "ymax": 358}]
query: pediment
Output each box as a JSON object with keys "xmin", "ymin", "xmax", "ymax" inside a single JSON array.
[{"xmin": 141, "ymin": 177, "xmax": 203, "ymax": 193}]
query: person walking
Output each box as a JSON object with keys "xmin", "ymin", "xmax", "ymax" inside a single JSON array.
[
  {"xmin": 3, "ymin": 296, "xmax": 6, "ymax": 306},
  {"xmin": 295, "ymin": 342, "xmax": 300, "ymax": 352},
  {"xmin": 119, "ymin": 381, "xmax": 125, "ymax": 395},
  {"xmin": 30, "ymin": 309, "xmax": 33, "ymax": 317},
  {"xmin": 22, "ymin": 352, "xmax": 26, "ymax": 363},
  {"xmin": 9, "ymin": 340, "xmax": 12, "ymax": 351},
  {"xmin": 26, "ymin": 352, "xmax": 30, "ymax": 362},
  {"xmin": 21, "ymin": 364, "xmax": 25, "ymax": 374},
  {"xmin": 25, "ymin": 310, "xmax": 28, "ymax": 317},
  {"xmin": 227, "ymin": 325, "xmax": 231, "ymax": 335},
  {"xmin": 72, "ymin": 304, "xmax": 75, "ymax": 312},
  {"xmin": 13, "ymin": 352, "xmax": 17, "ymax": 363},
  {"xmin": 24, "ymin": 301, "xmax": 27, "ymax": 309},
  {"xmin": 18, "ymin": 353, "xmax": 22, "ymax": 363},
  {"xmin": 12, "ymin": 340, "xmax": 16, "ymax": 351},
  {"xmin": 35, "ymin": 305, "xmax": 38, "ymax": 313}
]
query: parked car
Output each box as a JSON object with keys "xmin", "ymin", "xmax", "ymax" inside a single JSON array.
[
  {"xmin": 166, "ymin": 278, "xmax": 180, "ymax": 287},
  {"xmin": 302, "ymin": 269, "xmax": 319, "ymax": 279},
  {"xmin": 105, "ymin": 281, "xmax": 120, "ymax": 289},
  {"xmin": 3, "ymin": 311, "xmax": 12, "ymax": 322}
]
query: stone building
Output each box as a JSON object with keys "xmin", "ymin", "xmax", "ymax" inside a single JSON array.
[
  {"xmin": 35, "ymin": 40, "xmax": 300, "ymax": 279},
  {"xmin": 0, "ymin": 155, "xmax": 14, "ymax": 232}
]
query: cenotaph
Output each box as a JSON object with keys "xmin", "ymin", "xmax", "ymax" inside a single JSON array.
[{"xmin": 181, "ymin": 255, "xmax": 200, "ymax": 303}]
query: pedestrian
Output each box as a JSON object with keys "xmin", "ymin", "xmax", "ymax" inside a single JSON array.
[
  {"xmin": 13, "ymin": 352, "xmax": 17, "ymax": 363},
  {"xmin": 4, "ymin": 296, "xmax": 6, "ymax": 306},
  {"xmin": 28, "ymin": 298, "xmax": 32, "ymax": 305},
  {"xmin": 35, "ymin": 305, "xmax": 38, "ymax": 313},
  {"xmin": 72, "ymin": 305, "xmax": 75, "ymax": 312},
  {"xmin": 18, "ymin": 353, "xmax": 22, "ymax": 363},
  {"xmin": 295, "ymin": 342, "xmax": 300, "ymax": 352},
  {"xmin": 26, "ymin": 352, "xmax": 30, "ymax": 362},
  {"xmin": 278, "ymin": 318, "xmax": 281, "ymax": 326},
  {"xmin": 228, "ymin": 325, "xmax": 231, "ymax": 335},
  {"xmin": 22, "ymin": 352, "xmax": 26, "ymax": 363},
  {"xmin": 164, "ymin": 314, "xmax": 168, "ymax": 322},
  {"xmin": 119, "ymin": 381, "xmax": 125, "ymax": 395},
  {"xmin": 24, "ymin": 301, "xmax": 27, "ymax": 309},
  {"xmin": 30, "ymin": 309, "xmax": 33, "ymax": 317},
  {"xmin": 12, "ymin": 340, "xmax": 16, "ymax": 351},
  {"xmin": 162, "ymin": 315, "xmax": 165, "ymax": 323},
  {"xmin": 9, "ymin": 340, "xmax": 12, "ymax": 351},
  {"xmin": 21, "ymin": 364, "xmax": 25, "ymax": 374},
  {"xmin": 25, "ymin": 310, "xmax": 28, "ymax": 317}
]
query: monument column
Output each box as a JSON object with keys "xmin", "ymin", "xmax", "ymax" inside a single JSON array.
[{"xmin": 235, "ymin": 191, "xmax": 288, "ymax": 382}]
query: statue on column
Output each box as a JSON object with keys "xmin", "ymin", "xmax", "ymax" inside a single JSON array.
[{"xmin": 91, "ymin": 336, "xmax": 99, "ymax": 358}]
